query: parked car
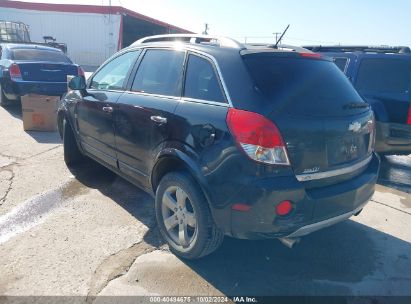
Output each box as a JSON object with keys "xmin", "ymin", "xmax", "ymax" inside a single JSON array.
[
  {"xmin": 0, "ymin": 43, "xmax": 83, "ymax": 106},
  {"xmin": 59, "ymin": 35, "xmax": 380, "ymax": 259},
  {"xmin": 304, "ymin": 45, "xmax": 411, "ymax": 155}
]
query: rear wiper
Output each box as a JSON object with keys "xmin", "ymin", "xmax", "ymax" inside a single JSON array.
[{"xmin": 343, "ymin": 102, "xmax": 370, "ymax": 110}]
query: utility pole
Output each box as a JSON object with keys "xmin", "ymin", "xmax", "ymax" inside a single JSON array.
[
  {"xmin": 273, "ymin": 32, "xmax": 281, "ymax": 44},
  {"xmin": 202, "ymin": 23, "xmax": 209, "ymax": 35}
]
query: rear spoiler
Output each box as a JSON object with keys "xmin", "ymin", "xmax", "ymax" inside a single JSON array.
[{"xmin": 303, "ymin": 45, "xmax": 411, "ymax": 54}]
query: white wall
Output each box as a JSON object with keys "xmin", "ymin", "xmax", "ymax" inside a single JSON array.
[{"xmin": 0, "ymin": 7, "xmax": 121, "ymax": 69}]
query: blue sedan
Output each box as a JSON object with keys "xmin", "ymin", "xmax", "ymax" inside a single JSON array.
[{"xmin": 0, "ymin": 43, "xmax": 84, "ymax": 106}]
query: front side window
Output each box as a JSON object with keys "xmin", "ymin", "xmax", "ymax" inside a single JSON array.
[
  {"xmin": 184, "ymin": 54, "xmax": 225, "ymax": 103},
  {"xmin": 355, "ymin": 58, "xmax": 411, "ymax": 94},
  {"xmin": 90, "ymin": 51, "xmax": 140, "ymax": 90},
  {"xmin": 131, "ymin": 49, "xmax": 185, "ymax": 97}
]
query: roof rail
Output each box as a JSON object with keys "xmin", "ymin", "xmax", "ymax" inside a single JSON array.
[
  {"xmin": 132, "ymin": 34, "xmax": 245, "ymax": 49},
  {"xmin": 303, "ymin": 45, "xmax": 411, "ymax": 54}
]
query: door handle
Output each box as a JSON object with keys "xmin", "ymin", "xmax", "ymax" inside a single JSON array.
[
  {"xmin": 150, "ymin": 116, "xmax": 167, "ymax": 124},
  {"xmin": 102, "ymin": 106, "xmax": 113, "ymax": 113}
]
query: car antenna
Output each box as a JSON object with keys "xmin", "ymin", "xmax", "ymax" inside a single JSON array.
[{"xmin": 274, "ymin": 24, "xmax": 290, "ymax": 48}]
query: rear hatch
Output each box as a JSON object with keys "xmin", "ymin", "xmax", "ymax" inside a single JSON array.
[
  {"xmin": 243, "ymin": 52, "xmax": 374, "ymax": 187},
  {"xmin": 11, "ymin": 47, "xmax": 77, "ymax": 82}
]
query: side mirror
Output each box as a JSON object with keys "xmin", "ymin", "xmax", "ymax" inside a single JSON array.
[{"xmin": 68, "ymin": 76, "xmax": 86, "ymax": 91}]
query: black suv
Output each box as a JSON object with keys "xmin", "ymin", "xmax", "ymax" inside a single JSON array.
[
  {"xmin": 304, "ymin": 45, "xmax": 411, "ymax": 155},
  {"xmin": 59, "ymin": 35, "xmax": 379, "ymax": 259}
]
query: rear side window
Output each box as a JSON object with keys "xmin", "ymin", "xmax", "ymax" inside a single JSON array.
[
  {"xmin": 243, "ymin": 54, "xmax": 364, "ymax": 117},
  {"xmin": 333, "ymin": 57, "xmax": 348, "ymax": 72},
  {"xmin": 132, "ymin": 49, "xmax": 185, "ymax": 97},
  {"xmin": 184, "ymin": 54, "xmax": 225, "ymax": 103},
  {"xmin": 355, "ymin": 58, "xmax": 411, "ymax": 94},
  {"xmin": 11, "ymin": 49, "xmax": 71, "ymax": 63},
  {"xmin": 90, "ymin": 51, "xmax": 140, "ymax": 90}
]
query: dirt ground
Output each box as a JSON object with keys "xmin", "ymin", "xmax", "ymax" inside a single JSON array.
[{"xmin": 1, "ymin": 104, "xmax": 411, "ymax": 302}]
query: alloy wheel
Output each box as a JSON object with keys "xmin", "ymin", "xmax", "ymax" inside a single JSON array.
[{"xmin": 161, "ymin": 186, "xmax": 198, "ymax": 249}]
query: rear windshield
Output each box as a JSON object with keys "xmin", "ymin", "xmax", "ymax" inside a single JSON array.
[
  {"xmin": 243, "ymin": 54, "xmax": 364, "ymax": 116},
  {"xmin": 355, "ymin": 58, "xmax": 411, "ymax": 94},
  {"xmin": 11, "ymin": 48, "xmax": 71, "ymax": 63}
]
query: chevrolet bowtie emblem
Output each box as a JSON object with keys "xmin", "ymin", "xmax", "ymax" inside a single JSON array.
[{"xmin": 348, "ymin": 122, "xmax": 362, "ymax": 133}]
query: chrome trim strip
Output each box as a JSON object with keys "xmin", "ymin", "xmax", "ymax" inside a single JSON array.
[
  {"xmin": 181, "ymin": 97, "xmax": 229, "ymax": 107},
  {"xmin": 286, "ymin": 200, "xmax": 370, "ymax": 238},
  {"xmin": 296, "ymin": 155, "xmax": 373, "ymax": 182},
  {"xmin": 125, "ymin": 90, "xmax": 181, "ymax": 101}
]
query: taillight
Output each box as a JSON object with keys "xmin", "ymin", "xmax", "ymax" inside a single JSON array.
[
  {"xmin": 9, "ymin": 64, "xmax": 22, "ymax": 80},
  {"xmin": 276, "ymin": 200, "xmax": 293, "ymax": 216},
  {"xmin": 226, "ymin": 108, "xmax": 290, "ymax": 165},
  {"xmin": 300, "ymin": 52, "xmax": 322, "ymax": 59},
  {"xmin": 407, "ymin": 103, "xmax": 411, "ymax": 125},
  {"xmin": 77, "ymin": 66, "xmax": 85, "ymax": 77}
]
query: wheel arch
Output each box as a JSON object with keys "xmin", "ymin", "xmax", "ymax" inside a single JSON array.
[
  {"xmin": 151, "ymin": 148, "xmax": 229, "ymax": 245},
  {"xmin": 59, "ymin": 108, "xmax": 85, "ymax": 155},
  {"xmin": 151, "ymin": 149, "xmax": 212, "ymax": 205}
]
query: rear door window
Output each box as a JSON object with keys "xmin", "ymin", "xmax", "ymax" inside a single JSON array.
[
  {"xmin": 131, "ymin": 49, "xmax": 185, "ymax": 97},
  {"xmin": 183, "ymin": 54, "xmax": 226, "ymax": 103},
  {"xmin": 90, "ymin": 50, "xmax": 140, "ymax": 91},
  {"xmin": 355, "ymin": 58, "xmax": 411, "ymax": 94},
  {"xmin": 333, "ymin": 57, "xmax": 349, "ymax": 72},
  {"xmin": 11, "ymin": 49, "xmax": 71, "ymax": 63}
]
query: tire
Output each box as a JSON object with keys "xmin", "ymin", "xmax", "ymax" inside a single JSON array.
[
  {"xmin": 0, "ymin": 83, "xmax": 12, "ymax": 107},
  {"xmin": 63, "ymin": 117, "xmax": 84, "ymax": 167},
  {"xmin": 155, "ymin": 172, "xmax": 224, "ymax": 259}
]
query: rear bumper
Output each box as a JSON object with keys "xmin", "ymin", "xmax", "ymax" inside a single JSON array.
[
  {"xmin": 286, "ymin": 200, "xmax": 367, "ymax": 238},
  {"xmin": 4, "ymin": 80, "xmax": 67, "ymax": 98},
  {"xmin": 224, "ymin": 152, "xmax": 379, "ymax": 239},
  {"xmin": 375, "ymin": 121, "xmax": 411, "ymax": 155}
]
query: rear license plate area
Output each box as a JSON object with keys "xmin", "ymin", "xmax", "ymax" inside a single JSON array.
[{"xmin": 327, "ymin": 134, "xmax": 369, "ymax": 166}]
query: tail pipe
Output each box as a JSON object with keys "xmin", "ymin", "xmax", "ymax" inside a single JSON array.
[{"xmin": 279, "ymin": 237, "xmax": 300, "ymax": 248}]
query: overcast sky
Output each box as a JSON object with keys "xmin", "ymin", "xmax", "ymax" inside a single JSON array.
[{"xmin": 12, "ymin": 0, "xmax": 411, "ymax": 46}]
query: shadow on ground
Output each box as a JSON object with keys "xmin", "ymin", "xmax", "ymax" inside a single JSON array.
[
  {"xmin": 68, "ymin": 161, "xmax": 162, "ymax": 247},
  {"xmin": 3, "ymin": 101, "xmax": 62, "ymax": 144},
  {"xmin": 67, "ymin": 158, "xmax": 411, "ymax": 296},
  {"xmin": 2, "ymin": 102, "xmax": 22, "ymax": 119},
  {"xmin": 25, "ymin": 130, "xmax": 62, "ymax": 144}
]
